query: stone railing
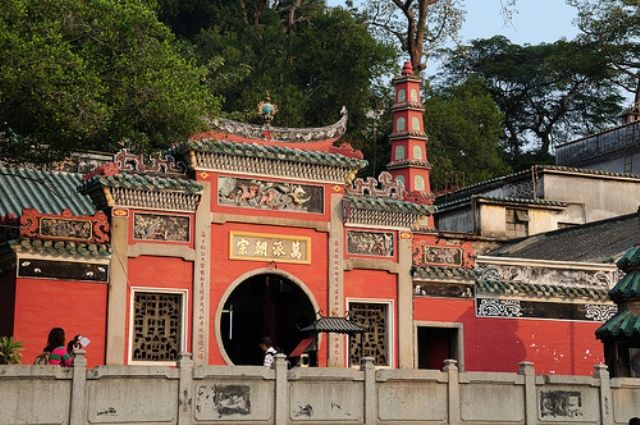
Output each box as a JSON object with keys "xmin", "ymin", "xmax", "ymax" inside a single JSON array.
[{"xmin": 1, "ymin": 351, "xmax": 639, "ymax": 425}]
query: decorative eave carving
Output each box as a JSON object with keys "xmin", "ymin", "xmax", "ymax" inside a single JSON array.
[
  {"xmin": 192, "ymin": 151, "xmax": 357, "ymax": 184},
  {"xmin": 342, "ymin": 198, "xmax": 431, "ymax": 230},
  {"xmin": 209, "ymin": 110, "xmax": 348, "ymax": 143},
  {"xmin": 105, "ymin": 187, "xmax": 201, "ymax": 212},
  {"xmin": 20, "ymin": 208, "xmax": 109, "ymax": 243},
  {"xmin": 9, "ymin": 238, "xmax": 112, "ymax": 260}
]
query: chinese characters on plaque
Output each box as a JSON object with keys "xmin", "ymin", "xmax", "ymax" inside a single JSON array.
[{"xmin": 229, "ymin": 232, "xmax": 310, "ymax": 264}]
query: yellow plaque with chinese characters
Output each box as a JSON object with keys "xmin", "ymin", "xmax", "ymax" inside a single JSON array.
[{"xmin": 229, "ymin": 231, "xmax": 311, "ymax": 264}]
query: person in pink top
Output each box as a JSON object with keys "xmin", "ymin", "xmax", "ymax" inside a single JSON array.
[{"xmin": 42, "ymin": 327, "xmax": 73, "ymax": 367}]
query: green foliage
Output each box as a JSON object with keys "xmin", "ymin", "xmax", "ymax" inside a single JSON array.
[
  {"xmin": 570, "ymin": 0, "xmax": 640, "ymax": 98},
  {"xmin": 443, "ymin": 36, "xmax": 623, "ymax": 158},
  {"xmin": 157, "ymin": 1, "xmax": 397, "ymax": 143},
  {"xmin": 0, "ymin": 336, "xmax": 23, "ymax": 364},
  {"xmin": 0, "ymin": 0, "xmax": 215, "ymax": 164},
  {"xmin": 425, "ymin": 79, "xmax": 511, "ymax": 191}
]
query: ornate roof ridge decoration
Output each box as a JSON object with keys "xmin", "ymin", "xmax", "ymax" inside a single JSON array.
[
  {"xmin": 8, "ymin": 237, "xmax": 112, "ymax": 258},
  {"xmin": 476, "ymin": 263, "xmax": 618, "ymax": 302},
  {"xmin": 82, "ymin": 149, "xmax": 187, "ymax": 180},
  {"xmin": 343, "ymin": 194, "xmax": 435, "ymax": 230},
  {"xmin": 347, "ymin": 171, "xmax": 434, "ymax": 207},
  {"xmin": 347, "ymin": 171, "xmax": 405, "ymax": 200},
  {"xmin": 20, "ymin": 208, "xmax": 109, "ymax": 243},
  {"xmin": 209, "ymin": 107, "xmax": 348, "ymax": 143}
]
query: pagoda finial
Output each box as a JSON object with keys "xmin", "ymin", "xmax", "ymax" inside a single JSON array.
[
  {"xmin": 258, "ymin": 91, "xmax": 278, "ymax": 124},
  {"xmin": 401, "ymin": 60, "xmax": 413, "ymax": 76}
]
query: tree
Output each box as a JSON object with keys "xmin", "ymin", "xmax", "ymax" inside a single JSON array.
[
  {"xmin": 442, "ymin": 36, "xmax": 623, "ymax": 161},
  {"xmin": 570, "ymin": 0, "xmax": 640, "ymax": 102},
  {"xmin": 425, "ymin": 78, "xmax": 511, "ymax": 191},
  {"xmin": 0, "ymin": 0, "xmax": 215, "ymax": 164}
]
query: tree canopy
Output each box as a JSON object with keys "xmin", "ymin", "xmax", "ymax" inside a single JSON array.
[
  {"xmin": 0, "ymin": 0, "xmax": 214, "ymax": 164},
  {"xmin": 442, "ymin": 36, "xmax": 623, "ymax": 164}
]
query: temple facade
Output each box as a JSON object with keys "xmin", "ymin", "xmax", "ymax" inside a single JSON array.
[{"xmin": 0, "ymin": 62, "xmax": 622, "ymax": 375}]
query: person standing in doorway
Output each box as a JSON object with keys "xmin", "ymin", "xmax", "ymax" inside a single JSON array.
[{"xmin": 259, "ymin": 336, "xmax": 277, "ymax": 368}]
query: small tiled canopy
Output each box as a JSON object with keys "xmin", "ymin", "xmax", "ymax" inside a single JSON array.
[{"xmin": 299, "ymin": 316, "xmax": 367, "ymax": 335}]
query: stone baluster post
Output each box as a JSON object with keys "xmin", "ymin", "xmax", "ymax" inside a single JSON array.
[
  {"xmin": 361, "ymin": 357, "xmax": 376, "ymax": 425},
  {"xmin": 177, "ymin": 353, "xmax": 194, "ymax": 425},
  {"xmin": 594, "ymin": 363, "xmax": 613, "ymax": 425},
  {"xmin": 444, "ymin": 359, "xmax": 460, "ymax": 425},
  {"xmin": 274, "ymin": 354, "xmax": 289, "ymax": 425},
  {"xmin": 70, "ymin": 350, "xmax": 87, "ymax": 425},
  {"xmin": 518, "ymin": 361, "xmax": 536, "ymax": 425}
]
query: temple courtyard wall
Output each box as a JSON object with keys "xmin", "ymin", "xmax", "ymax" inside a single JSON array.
[{"xmin": 2, "ymin": 351, "xmax": 639, "ymax": 425}]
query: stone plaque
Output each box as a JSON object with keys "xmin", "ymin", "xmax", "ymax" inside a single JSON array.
[
  {"xmin": 230, "ymin": 232, "xmax": 310, "ymax": 264},
  {"xmin": 347, "ymin": 230, "xmax": 394, "ymax": 257},
  {"xmin": 539, "ymin": 391, "xmax": 583, "ymax": 419},
  {"xmin": 218, "ymin": 176, "xmax": 324, "ymax": 213},
  {"xmin": 133, "ymin": 213, "xmax": 190, "ymax": 242}
]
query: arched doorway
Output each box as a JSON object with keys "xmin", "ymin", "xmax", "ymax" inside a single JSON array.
[{"xmin": 220, "ymin": 273, "xmax": 316, "ymax": 365}]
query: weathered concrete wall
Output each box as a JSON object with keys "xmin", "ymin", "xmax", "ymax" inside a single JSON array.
[{"xmin": 1, "ymin": 351, "xmax": 639, "ymax": 425}]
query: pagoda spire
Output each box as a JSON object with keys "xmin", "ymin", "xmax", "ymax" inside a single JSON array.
[{"xmin": 386, "ymin": 61, "xmax": 432, "ymax": 200}]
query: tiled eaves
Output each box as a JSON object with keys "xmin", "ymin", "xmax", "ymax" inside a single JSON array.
[
  {"xmin": 81, "ymin": 173, "xmax": 203, "ymax": 193},
  {"xmin": 412, "ymin": 266, "xmax": 478, "ymax": 281},
  {"xmin": 436, "ymin": 165, "xmax": 640, "ymax": 203},
  {"xmin": 344, "ymin": 195, "xmax": 436, "ymax": 215},
  {"xmin": 596, "ymin": 309, "xmax": 640, "ymax": 339},
  {"xmin": 7, "ymin": 238, "xmax": 112, "ymax": 258},
  {"xmin": 436, "ymin": 195, "xmax": 568, "ymax": 213},
  {"xmin": 476, "ymin": 278, "xmax": 610, "ymax": 302},
  {"xmin": 175, "ymin": 140, "xmax": 368, "ymax": 171}
]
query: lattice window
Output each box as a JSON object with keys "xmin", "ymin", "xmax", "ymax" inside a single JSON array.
[
  {"xmin": 505, "ymin": 208, "xmax": 529, "ymax": 238},
  {"xmin": 132, "ymin": 292, "xmax": 183, "ymax": 362},
  {"xmin": 349, "ymin": 302, "xmax": 389, "ymax": 366}
]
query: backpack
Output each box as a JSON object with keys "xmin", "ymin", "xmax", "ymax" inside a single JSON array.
[{"xmin": 33, "ymin": 351, "xmax": 50, "ymax": 365}]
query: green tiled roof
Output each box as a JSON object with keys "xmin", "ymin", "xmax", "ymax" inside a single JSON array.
[
  {"xmin": 477, "ymin": 278, "xmax": 610, "ymax": 301},
  {"xmin": 177, "ymin": 140, "xmax": 368, "ymax": 170},
  {"xmin": 609, "ymin": 246, "xmax": 640, "ymax": 303},
  {"xmin": 82, "ymin": 173, "xmax": 203, "ymax": 193},
  {"xmin": 596, "ymin": 309, "xmax": 640, "ymax": 340},
  {"xmin": 0, "ymin": 165, "xmax": 95, "ymax": 217},
  {"xmin": 344, "ymin": 195, "xmax": 436, "ymax": 215},
  {"xmin": 413, "ymin": 266, "xmax": 477, "ymax": 280},
  {"xmin": 8, "ymin": 238, "xmax": 112, "ymax": 258}
]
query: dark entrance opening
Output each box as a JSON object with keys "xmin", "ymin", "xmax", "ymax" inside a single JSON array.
[
  {"xmin": 221, "ymin": 273, "xmax": 315, "ymax": 365},
  {"xmin": 417, "ymin": 326, "xmax": 460, "ymax": 370}
]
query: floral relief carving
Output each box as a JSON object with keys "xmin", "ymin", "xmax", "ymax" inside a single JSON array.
[
  {"xmin": 133, "ymin": 213, "xmax": 190, "ymax": 242},
  {"xmin": 585, "ymin": 304, "xmax": 618, "ymax": 321},
  {"xmin": 477, "ymin": 299, "xmax": 523, "ymax": 317}
]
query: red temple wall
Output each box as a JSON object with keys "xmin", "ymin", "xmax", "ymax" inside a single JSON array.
[
  {"xmin": 414, "ymin": 297, "xmax": 604, "ymax": 375},
  {"xmin": 125, "ymin": 256, "xmax": 194, "ymax": 363},
  {"xmin": 13, "ymin": 277, "xmax": 107, "ymax": 367},
  {"xmin": 209, "ymin": 221, "xmax": 329, "ymax": 365},
  {"xmin": 0, "ymin": 267, "xmax": 16, "ymax": 337}
]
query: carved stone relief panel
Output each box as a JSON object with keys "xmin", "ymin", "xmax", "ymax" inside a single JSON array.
[
  {"xmin": 347, "ymin": 230, "xmax": 394, "ymax": 257},
  {"xmin": 539, "ymin": 391, "xmax": 583, "ymax": 419},
  {"xmin": 477, "ymin": 264, "xmax": 619, "ymax": 289},
  {"xmin": 349, "ymin": 302, "xmax": 389, "ymax": 366},
  {"xmin": 476, "ymin": 298, "xmax": 617, "ymax": 321},
  {"xmin": 218, "ymin": 176, "xmax": 324, "ymax": 213},
  {"xmin": 133, "ymin": 213, "xmax": 190, "ymax": 242},
  {"xmin": 131, "ymin": 292, "xmax": 182, "ymax": 362}
]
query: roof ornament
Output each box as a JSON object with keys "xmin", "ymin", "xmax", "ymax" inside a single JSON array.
[
  {"xmin": 346, "ymin": 171, "xmax": 405, "ymax": 200},
  {"xmin": 258, "ymin": 92, "xmax": 279, "ymax": 124}
]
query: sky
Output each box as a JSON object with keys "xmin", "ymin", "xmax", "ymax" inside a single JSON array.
[{"xmin": 460, "ymin": 0, "xmax": 578, "ymax": 45}]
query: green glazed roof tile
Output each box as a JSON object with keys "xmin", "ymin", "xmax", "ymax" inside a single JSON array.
[
  {"xmin": 0, "ymin": 165, "xmax": 95, "ymax": 217},
  {"xmin": 608, "ymin": 246, "xmax": 640, "ymax": 302},
  {"xmin": 476, "ymin": 278, "xmax": 610, "ymax": 301},
  {"xmin": 412, "ymin": 266, "xmax": 478, "ymax": 280},
  {"xmin": 8, "ymin": 238, "xmax": 112, "ymax": 258},
  {"xmin": 175, "ymin": 140, "xmax": 368, "ymax": 170},
  {"xmin": 596, "ymin": 309, "xmax": 640, "ymax": 339},
  {"xmin": 344, "ymin": 195, "xmax": 436, "ymax": 215}
]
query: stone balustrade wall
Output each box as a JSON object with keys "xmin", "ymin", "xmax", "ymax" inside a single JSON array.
[{"xmin": 1, "ymin": 351, "xmax": 639, "ymax": 425}]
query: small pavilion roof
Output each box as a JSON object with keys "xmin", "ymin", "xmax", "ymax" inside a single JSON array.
[{"xmin": 299, "ymin": 316, "xmax": 367, "ymax": 334}]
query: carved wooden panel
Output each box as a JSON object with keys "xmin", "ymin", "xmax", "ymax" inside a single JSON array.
[
  {"xmin": 349, "ymin": 303, "xmax": 388, "ymax": 366},
  {"xmin": 132, "ymin": 292, "xmax": 182, "ymax": 362},
  {"xmin": 347, "ymin": 231, "xmax": 394, "ymax": 257},
  {"xmin": 133, "ymin": 213, "xmax": 190, "ymax": 242},
  {"xmin": 218, "ymin": 176, "xmax": 324, "ymax": 213}
]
